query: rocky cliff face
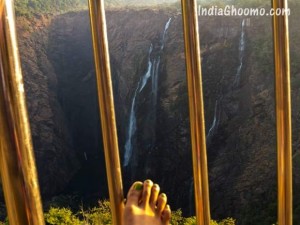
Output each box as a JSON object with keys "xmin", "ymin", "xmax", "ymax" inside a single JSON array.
[
  {"xmin": 9, "ymin": 4, "xmax": 300, "ymax": 225},
  {"xmin": 16, "ymin": 15, "xmax": 80, "ymax": 196}
]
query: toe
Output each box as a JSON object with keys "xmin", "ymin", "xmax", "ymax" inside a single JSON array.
[
  {"xmin": 150, "ymin": 184, "xmax": 160, "ymax": 208},
  {"xmin": 126, "ymin": 181, "xmax": 143, "ymax": 206},
  {"xmin": 157, "ymin": 193, "xmax": 167, "ymax": 214},
  {"xmin": 162, "ymin": 205, "xmax": 171, "ymax": 225},
  {"xmin": 141, "ymin": 180, "xmax": 153, "ymax": 208}
]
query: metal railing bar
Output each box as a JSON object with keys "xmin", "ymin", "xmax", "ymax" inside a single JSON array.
[
  {"xmin": 87, "ymin": 1, "xmax": 124, "ymax": 225},
  {"xmin": 0, "ymin": 0, "xmax": 45, "ymax": 224},
  {"xmin": 271, "ymin": 0, "xmax": 293, "ymax": 225},
  {"xmin": 181, "ymin": 1, "xmax": 211, "ymax": 225}
]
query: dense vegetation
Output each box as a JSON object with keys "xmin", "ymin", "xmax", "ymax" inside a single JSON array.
[
  {"xmin": 0, "ymin": 200, "xmax": 235, "ymax": 225},
  {"xmin": 14, "ymin": 0, "xmax": 88, "ymax": 16}
]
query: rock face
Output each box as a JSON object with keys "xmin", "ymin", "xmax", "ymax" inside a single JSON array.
[
  {"xmin": 11, "ymin": 4, "xmax": 300, "ymax": 225},
  {"xmin": 17, "ymin": 15, "xmax": 80, "ymax": 196}
]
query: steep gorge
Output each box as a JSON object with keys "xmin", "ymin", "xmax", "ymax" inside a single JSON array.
[{"xmin": 1, "ymin": 5, "xmax": 300, "ymax": 225}]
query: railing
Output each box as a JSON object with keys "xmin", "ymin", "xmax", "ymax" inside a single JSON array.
[
  {"xmin": 181, "ymin": 1, "xmax": 210, "ymax": 224},
  {"xmin": 0, "ymin": 0, "xmax": 292, "ymax": 225},
  {"xmin": 0, "ymin": 0, "xmax": 45, "ymax": 224},
  {"xmin": 88, "ymin": 1, "xmax": 124, "ymax": 224},
  {"xmin": 272, "ymin": 0, "xmax": 292, "ymax": 224}
]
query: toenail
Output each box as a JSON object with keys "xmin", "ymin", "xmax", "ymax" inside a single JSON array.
[
  {"xmin": 161, "ymin": 193, "xmax": 166, "ymax": 198},
  {"xmin": 145, "ymin": 179, "xmax": 152, "ymax": 183},
  {"xmin": 153, "ymin": 184, "xmax": 159, "ymax": 189},
  {"xmin": 134, "ymin": 183, "xmax": 143, "ymax": 191}
]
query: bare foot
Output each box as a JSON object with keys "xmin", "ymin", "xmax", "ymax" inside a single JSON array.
[{"xmin": 123, "ymin": 180, "xmax": 171, "ymax": 225}]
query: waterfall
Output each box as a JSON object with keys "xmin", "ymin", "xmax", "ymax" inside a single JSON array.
[
  {"xmin": 152, "ymin": 18, "xmax": 172, "ymax": 113},
  {"xmin": 152, "ymin": 57, "xmax": 160, "ymax": 108},
  {"xmin": 123, "ymin": 45, "xmax": 153, "ymax": 167},
  {"xmin": 123, "ymin": 18, "xmax": 172, "ymax": 167},
  {"xmin": 207, "ymin": 100, "xmax": 220, "ymax": 140},
  {"xmin": 160, "ymin": 18, "xmax": 172, "ymax": 50},
  {"xmin": 123, "ymin": 93, "xmax": 137, "ymax": 167},
  {"xmin": 139, "ymin": 45, "xmax": 154, "ymax": 92},
  {"xmin": 234, "ymin": 19, "xmax": 246, "ymax": 87}
]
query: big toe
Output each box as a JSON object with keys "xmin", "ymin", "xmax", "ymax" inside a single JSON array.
[
  {"xmin": 162, "ymin": 205, "xmax": 171, "ymax": 225},
  {"xmin": 126, "ymin": 181, "xmax": 143, "ymax": 206}
]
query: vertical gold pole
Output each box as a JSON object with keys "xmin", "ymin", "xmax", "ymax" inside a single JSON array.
[
  {"xmin": 272, "ymin": 1, "xmax": 293, "ymax": 225},
  {"xmin": 181, "ymin": 1, "xmax": 210, "ymax": 225},
  {"xmin": 0, "ymin": 0, "xmax": 45, "ymax": 224},
  {"xmin": 88, "ymin": 1, "xmax": 124, "ymax": 225}
]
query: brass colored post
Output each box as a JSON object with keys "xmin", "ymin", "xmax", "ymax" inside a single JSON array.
[
  {"xmin": 88, "ymin": 1, "xmax": 124, "ymax": 225},
  {"xmin": 272, "ymin": 1, "xmax": 293, "ymax": 225},
  {"xmin": 181, "ymin": 1, "xmax": 210, "ymax": 225},
  {"xmin": 0, "ymin": 0, "xmax": 45, "ymax": 224}
]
